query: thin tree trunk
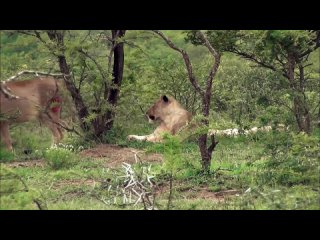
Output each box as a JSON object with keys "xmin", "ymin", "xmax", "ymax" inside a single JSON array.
[
  {"xmin": 288, "ymin": 53, "xmax": 311, "ymax": 134},
  {"xmin": 47, "ymin": 31, "xmax": 90, "ymax": 131},
  {"xmin": 318, "ymin": 104, "xmax": 320, "ymax": 128},
  {"xmin": 105, "ymin": 30, "xmax": 125, "ymax": 130},
  {"xmin": 198, "ymin": 95, "xmax": 211, "ymax": 170},
  {"xmin": 293, "ymin": 97, "xmax": 311, "ymax": 133},
  {"xmin": 153, "ymin": 30, "xmax": 220, "ymax": 171},
  {"xmin": 93, "ymin": 30, "xmax": 126, "ymax": 138},
  {"xmin": 299, "ymin": 64, "xmax": 312, "ymax": 133},
  {"xmin": 167, "ymin": 173, "xmax": 173, "ymax": 210},
  {"xmin": 198, "ymin": 135, "xmax": 210, "ymax": 169},
  {"xmin": 198, "ymin": 53, "xmax": 220, "ymax": 171}
]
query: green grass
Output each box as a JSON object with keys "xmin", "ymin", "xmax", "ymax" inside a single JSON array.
[
  {"xmin": 1, "ymin": 127, "xmax": 319, "ymax": 210},
  {"xmin": 0, "ymin": 148, "xmax": 15, "ymax": 163}
]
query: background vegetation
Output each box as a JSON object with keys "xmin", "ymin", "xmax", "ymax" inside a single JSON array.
[{"xmin": 0, "ymin": 30, "xmax": 319, "ymax": 209}]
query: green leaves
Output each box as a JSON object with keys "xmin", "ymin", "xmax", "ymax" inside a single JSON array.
[
  {"xmin": 0, "ymin": 164, "xmax": 47, "ymax": 209},
  {"xmin": 185, "ymin": 30, "xmax": 239, "ymax": 52},
  {"xmin": 44, "ymin": 145, "xmax": 77, "ymax": 170}
]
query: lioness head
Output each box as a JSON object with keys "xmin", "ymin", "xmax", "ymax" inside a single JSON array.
[
  {"xmin": 146, "ymin": 95, "xmax": 172, "ymax": 123},
  {"xmin": 128, "ymin": 95, "xmax": 193, "ymax": 142}
]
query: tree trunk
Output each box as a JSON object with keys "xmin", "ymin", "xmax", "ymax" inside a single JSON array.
[
  {"xmin": 317, "ymin": 104, "xmax": 320, "ymax": 128},
  {"xmin": 153, "ymin": 30, "xmax": 220, "ymax": 171},
  {"xmin": 287, "ymin": 52, "xmax": 311, "ymax": 134},
  {"xmin": 47, "ymin": 31, "xmax": 90, "ymax": 131},
  {"xmin": 198, "ymin": 135, "xmax": 211, "ymax": 170},
  {"xmin": 299, "ymin": 65, "xmax": 312, "ymax": 133},
  {"xmin": 198, "ymin": 94, "xmax": 218, "ymax": 171},
  {"xmin": 93, "ymin": 30, "xmax": 126, "ymax": 138},
  {"xmin": 293, "ymin": 97, "xmax": 311, "ymax": 134}
]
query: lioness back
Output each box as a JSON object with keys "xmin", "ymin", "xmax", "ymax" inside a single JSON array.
[{"xmin": 0, "ymin": 77, "xmax": 63, "ymax": 123}]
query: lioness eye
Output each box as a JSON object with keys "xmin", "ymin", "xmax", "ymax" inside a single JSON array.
[{"xmin": 149, "ymin": 116, "xmax": 155, "ymax": 120}]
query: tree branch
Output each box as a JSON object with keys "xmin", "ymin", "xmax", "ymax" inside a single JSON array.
[
  {"xmin": 152, "ymin": 30, "xmax": 204, "ymax": 95},
  {"xmin": 298, "ymin": 30, "xmax": 320, "ymax": 58},
  {"xmin": 230, "ymin": 49, "xmax": 278, "ymax": 72},
  {"xmin": 78, "ymin": 49, "xmax": 107, "ymax": 81},
  {"xmin": 4, "ymin": 70, "xmax": 65, "ymax": 82},
  {"xmin": 197, "ymin": 31, "xmax": 221, "ymax": 96},
  {"xmin": 45, "ymin": 110, "xmax": 83, "ymax": 137},
  {"xmin": 207, "ymin": 134, "xmax": 219, "ymax": 158},
  {"xmin": 269, "ymin": 98, "xmax": 294, "ymax": 113},
  {"xmin": 18, "ymin": 30, "xmax": 58, "ymax": 56},
  {"xmin": 197, "ymin": 31, "xmax": 219, "ymax": 57}
]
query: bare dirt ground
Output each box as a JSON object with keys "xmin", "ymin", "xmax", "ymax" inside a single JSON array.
[
  {"xmin": 80, "ymin": 144, "xmax": 163, "ymax": 167},
  {"xmin": 51, "ymin": 179, "xmax": 97, "ymax": 189},
  {"xmin": 7, "ymin": 159, "xmax": 46, "ymax": 168},
  {"xmin": 154, "ymin": 182, "xmax": 241, "ymax": 202},
  {"xmin": 193, "ymin": 188, "xmax": 241, "ymax": 202},
  {"xmin": 6, "ymin": 144, "xmax": 163, "ymax": 168}
]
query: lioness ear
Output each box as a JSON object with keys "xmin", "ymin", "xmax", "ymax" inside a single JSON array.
[{"xmin": 162, "ymin": 95, "xmax": 169, "ymax": 103}]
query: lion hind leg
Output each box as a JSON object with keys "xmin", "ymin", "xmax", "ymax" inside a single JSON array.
[{"xmin": 0, "ymin": 122, "xmax": 13, "ymax": 151}]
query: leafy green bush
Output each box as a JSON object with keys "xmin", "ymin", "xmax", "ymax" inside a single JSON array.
[
  {"xmin": 257, "ymin": 131, "xmax": 320, "ymax": 187},
  {"xmin": 44, "ymin": 145, "xmax": 77, "ymax": 170},
  {"xmin": 263, "ymin": 130, "xmax": 292, "ymax": 159}
]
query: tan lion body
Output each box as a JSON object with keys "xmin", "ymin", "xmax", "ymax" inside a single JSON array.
[
  {"xmin": 0, "ymin": 77, "xmax": 65, "ymax": 151},
  {"xmin": 128, "ymin": 95, "xmax": 192, "ymax": 142}
]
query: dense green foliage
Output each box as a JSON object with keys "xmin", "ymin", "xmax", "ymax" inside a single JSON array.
[{"xmin": 1, "ymin": 30, "xmax": 319, "ymax": 134}]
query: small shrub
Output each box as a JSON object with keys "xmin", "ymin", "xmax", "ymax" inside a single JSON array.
[
  {"xmin": 263, "ymin": 131, "xmax": 292, "ymax": 159},
  {"xmin": 44, "ymin": 145, "xmax": 77, "ymax": 170}
]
